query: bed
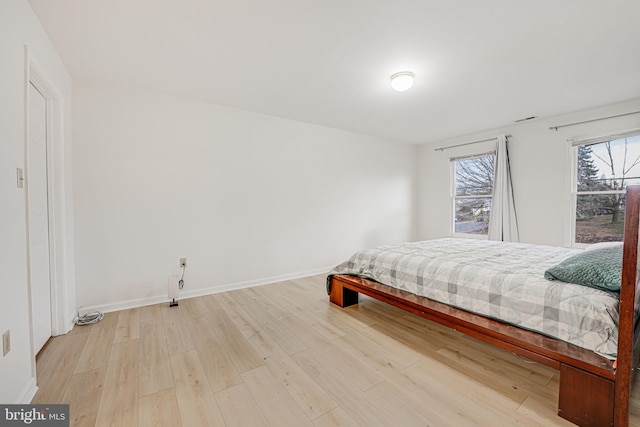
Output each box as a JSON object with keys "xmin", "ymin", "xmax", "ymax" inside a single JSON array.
[{"xmin": 327, "ymin": 185, "xmax": 640, "ymax": 427}]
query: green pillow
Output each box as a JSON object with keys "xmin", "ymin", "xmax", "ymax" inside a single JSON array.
[{"xmin": 544, "ymin": 246, "xmax": 623, "ymax": 291}]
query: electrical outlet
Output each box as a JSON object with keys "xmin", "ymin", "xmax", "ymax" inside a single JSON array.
[
  {"xmin": 180, "ymin": 257, "xmax": 187, "ymax": 268},
  {"xmin": 2, "ymin": 330, "xmax": 10, "ymax": 357}
]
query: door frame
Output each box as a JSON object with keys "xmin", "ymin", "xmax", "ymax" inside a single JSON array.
[
  {"xmin": 24, "ymin": 47, "xmax": 72, "ymax": 357},
  {"xmin": 27, "ymin": 79, "xmax": 53, "ymax": 355}
]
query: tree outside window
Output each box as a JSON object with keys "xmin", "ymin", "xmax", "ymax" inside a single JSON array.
[
  {"xmin": 575, "ymin": 134, "xmax": 640, "ymax": 243},
  {"xmin": 452, "ymin": 154, "xmax": 495, "ymax": 235}
]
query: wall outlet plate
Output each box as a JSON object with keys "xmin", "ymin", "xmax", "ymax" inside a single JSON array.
[
  {"xmin": 180, "ymin": 257, "xmax": 187, "ymax": 268},
  {"xmin": 2, "ymin": 330, "xmax": 10, "ymax": 357}
]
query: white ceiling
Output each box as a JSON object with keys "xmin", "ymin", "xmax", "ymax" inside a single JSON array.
[{"xmin": 28, "ymin": 0, "xmax": 640, "ymax": 144}]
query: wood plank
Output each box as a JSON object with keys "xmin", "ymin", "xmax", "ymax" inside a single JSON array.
[
  {"xmin": 365, "ymin": 380, "xmax": 452, "ymax": 427},
  {"xmin": 358, "ymin": 297, "xmax": 409, "ymax": 321},
  {"xmin": 204, "ymin": 309, "xmax": 264, "ymax": 373},
  {"xmin": 293, "ymin": 344, "xmax": 383, "ymax": 393},
  {"xmin": 312, "ymin": 407, "xmax": 360, "ymax": 427},
  {"xmin": 261, "ymin": 353, "xmax": 338, "ymax": 419},
  {"xmin": 306, "ymin": 299, "xmax": 379, "ymax": 331},
  {"xmin": 32, "ymin": 332, "xmax": 89, "ymax": 404},
  {"xmin": 35, "ymin": 334, "xmax": 63, "ymax": 371},
  {"xmin": 404, "ymin": 357, "xmax": 528, "ymax": 426},
  {"xmin": 215, "ymin": 383, "xmax": 269, "ymax": 427},
  {"xmin": 113, "ymin": 308, "xmax": 140, "ymax": 343},
  {"xmin": 139, "ymin": 304, "xmax": 163, "ymax": 323},
  {"xmin": 227, "ymin": 286, "xmax": 262, "ymax": 306},
  {"xmin": 95, "ymin": 341, "xmax": 139, "ymax": 427},
  {"xmin": 169, "ymin": 350, "xmax": 225, "ymax": 427},
  {"xmin": 284, "ymin": 308, "xmax": 346, "ymax": 342},
  {"xmin": 139, "ymin": 388, "xmax": 182, "ymax": 427},
  {"xmin": 517, "ymin": 385, "xmax": 575, "ymax": 426},
  {"xmin": 394, "ymin": 310, "xmax": 465, "ymax": 344},
  {"xmin": 241, "ymin": 366, "xmax": 314, "ymax": 427},
  {"xmin": 368, "ymin": 311, "xmax": 438, "ymax": 344},
  {"xmin": 139, "ymin": 320, "xmax": 173, "ymax": 397},
  {"xmin": 281, "ymin": 313, "xmax": 335, "ymax": 351},
  {"xmin": 242, "ymin": 301, "xmax": 309, "ymax": 355},
  {"xmin": 334, "ymin": 330, "xmax": 423, "ymax": 373},
  {"xmin": 160, "ymin": 304, "xmax": 194, "ymax": 356},
  {"xmin": 75, "ymin": 312, "xmax": 119, "ymax": 374},
  {"xmin": 238, "ymin": 299, "xmax": 330, "ymax": 427},
  {"xmin": 335, "ymin": 330, "xmax": 522, "ymax": 426},
  {"xmin": 215, "ymin": 291, "xmax": 255, "ymax": 331},
  {"xmin": 283, "ymin": 276, "xmax": 327, "ymax": 301},
  {"xmin": 186, "ymin": 315, "xmax": 242, "ymax": 392},
  {"xmin": 62, "ymin": 368, "xmax": 106, "ymax": 427},
  {"xmin": 434, "ymin": 345, "xmax": 547, "ymax": 404},
  {"xmin": 240, "ymin": 314, "xmax": 337, "ymax": 419},
  {"xmin": 201, "ymin": 293, "xmax": 224, "ymax": 312},
  {"xmin": 292, "ymin": 349, "xmax": 409, "ymax": 427},
  {"xmin": 239, "ymin": 321, "xmax": 286, "ymax": 360},
  {"xmin": 251, "ymin": 282, "xmax": 304, "ymax": 320},
  {"xmin": 439, "ymin": 335, "xmax": 556, "ymax": 387},
  {"xmin": 178, "ymin": 296, "xmax": 213, "ymax": 319},
  {"xmin": 519, "ymin": 373, "xmax": 573, "ymax": 425},
  {"xmin": 65, "ymin": 323, "xmax": 93, "ymax": 336}
]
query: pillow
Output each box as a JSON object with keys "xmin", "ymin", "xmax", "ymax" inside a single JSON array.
[
  {"xmin": 584, "ymin": 241, "xmax": 623, "ymax": 252},
  {"xmin": 544, "ymin": 245, "xmax": 623, "ymax": 291}
]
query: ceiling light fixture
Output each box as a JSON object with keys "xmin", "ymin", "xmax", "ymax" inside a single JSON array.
[{"xmin": 390, "ymin": 71, "xmax": 414, "ymax": 92}]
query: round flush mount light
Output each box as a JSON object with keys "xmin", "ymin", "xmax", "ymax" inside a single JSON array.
[{"xmin": 390, "ymin": 71, "xmax": 414, "ymax": 92}]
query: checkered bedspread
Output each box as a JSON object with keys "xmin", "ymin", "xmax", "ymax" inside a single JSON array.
[{"xmin": 329, "ymin": 238, "xmax": 619, "ymax": 358}]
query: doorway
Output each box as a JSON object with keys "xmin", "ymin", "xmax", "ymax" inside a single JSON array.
[{"xmin": 27, "ymin": 81, "xmax": 52, "ymax": 355}]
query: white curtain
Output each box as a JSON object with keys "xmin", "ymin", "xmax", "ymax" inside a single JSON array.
[{"xmin": 488, "ymin": 134, "xmax": 519, "ymax": 242}]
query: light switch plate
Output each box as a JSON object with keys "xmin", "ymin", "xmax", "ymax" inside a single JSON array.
[
  {"xmin": 16, "ymin": 168, "xmax": 24, "ymax": 188},
  {"xmin": 2, "ymin": 330, "xmax": 10, "ymax": 357}
]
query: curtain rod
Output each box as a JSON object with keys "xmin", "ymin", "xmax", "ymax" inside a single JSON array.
[
  {"xmin": 449, "ymin": 150, "xmax": 496, "ymax": 162},
  {"xmin": 434, "ymin": 135, "xmax": 511, "ymax": 152},
  {"xmin": 549, "ymin": 110, "xmax": 640, "ymax": 131}
]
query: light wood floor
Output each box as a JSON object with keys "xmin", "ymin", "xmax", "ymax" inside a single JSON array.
[{"xmin": 33, "ymin": 274, "xmax": 640, "ymax": 426}]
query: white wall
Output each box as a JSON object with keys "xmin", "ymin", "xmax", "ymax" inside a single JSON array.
[
  {"xmin": 418, "ymin": 98, "xmax": 640, "ymax": 246},
  {"xmin": 73, "ymin": 81, "xmax": 417, "ymax": 310},
  {"xmin": 0, "ymin": 0, "xmax": 75, "ymax": 404}
]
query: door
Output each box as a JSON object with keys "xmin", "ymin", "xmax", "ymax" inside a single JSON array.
[{"xmin": 28, "ymin": 81, "xmax": 52, "ymax": 355}]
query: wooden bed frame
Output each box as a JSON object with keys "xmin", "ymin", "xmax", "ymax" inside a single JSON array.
[{"xmin": 329, "ymin": 185, "xmax": 640, "ymax": 427}]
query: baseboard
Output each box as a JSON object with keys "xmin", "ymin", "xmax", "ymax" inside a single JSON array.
[
  {"xmin": 80, "ymin": 266, "xmax": 332, "ymax": 314},
  {"xmin": 16, "ymin": 377, "xmax": 38, "ymax": 404},
  {"xmin": 80, "ymin": 294, "xmax": 168, "ymax": 315},
  {"xmin": 178, "ymin": 266, "xmax": 332, "ymax": 300}
]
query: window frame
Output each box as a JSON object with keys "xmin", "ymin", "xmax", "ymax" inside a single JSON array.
[
  {"xmin": 569, "ymin": 130, "xmax": 640, "ymax": 246},
  {"xmin": 450, "ymin": 151, "xmax": 496, "ymax": 239}
]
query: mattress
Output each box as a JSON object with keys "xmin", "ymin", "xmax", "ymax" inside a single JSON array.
[{"xmin": 329, "ymin": 238, "xmax": 619, "ymax": 358}]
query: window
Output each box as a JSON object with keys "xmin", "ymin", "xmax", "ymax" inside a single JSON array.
[
  {"xmin": 451, "ymin": 153, "xmax": 495, "ymax": 235},
  {"xmin": 573, "ymin": 133, "xmax": 640, "ymax": 244}
]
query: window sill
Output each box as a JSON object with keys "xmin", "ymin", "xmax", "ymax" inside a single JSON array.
[{"xmin": 451, "ymin": 233, "xmax": 489, "ymax": 240}]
